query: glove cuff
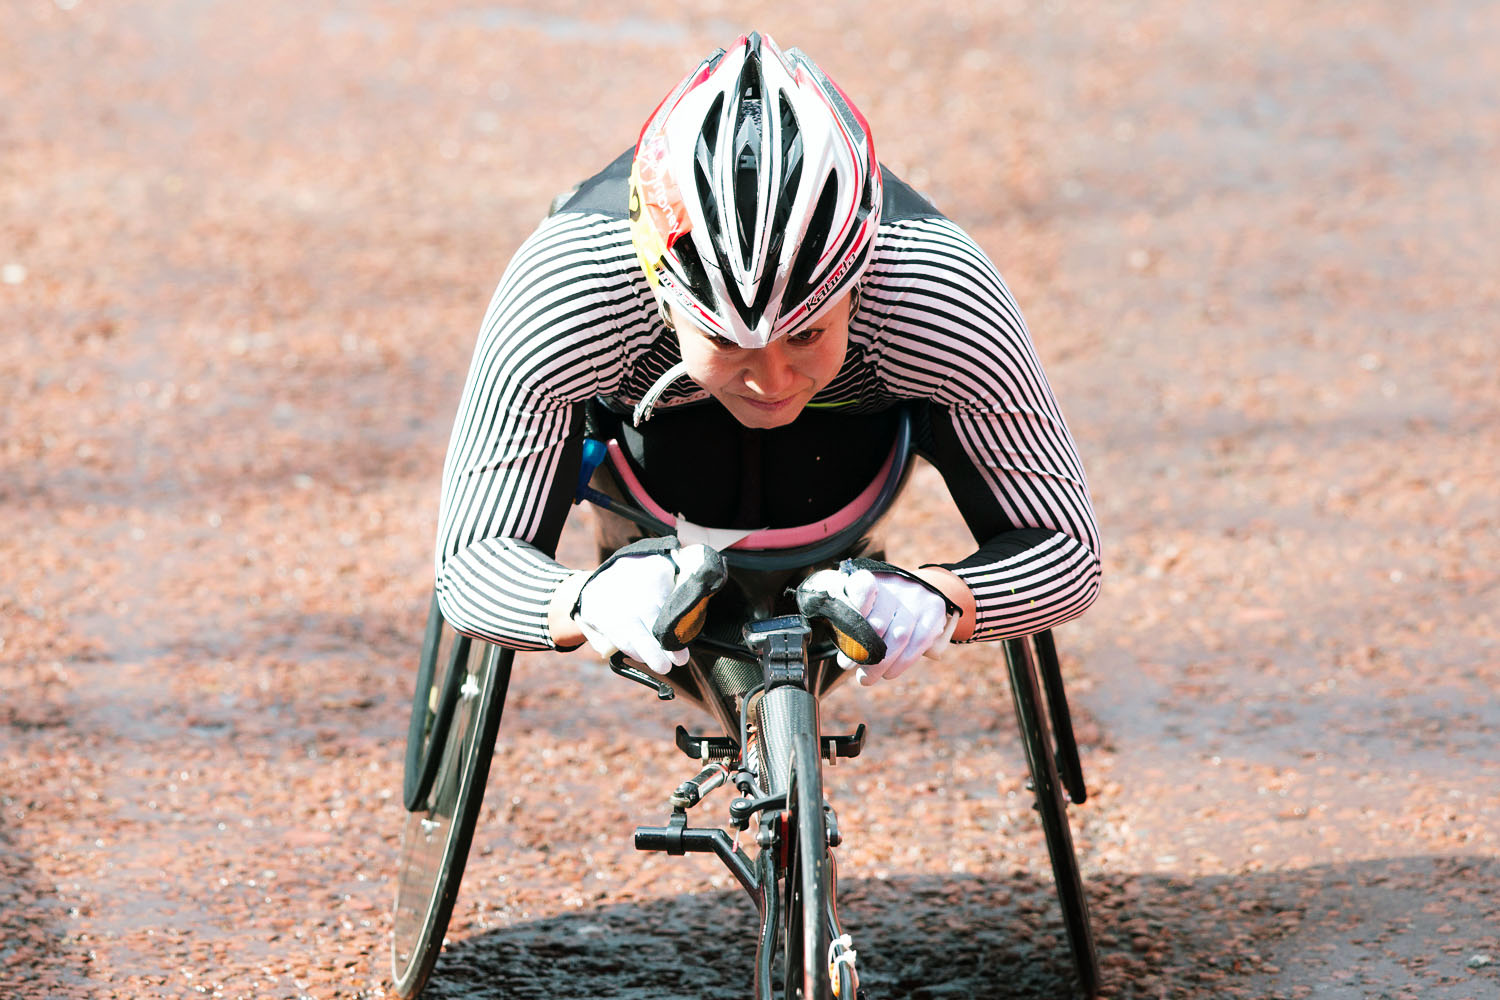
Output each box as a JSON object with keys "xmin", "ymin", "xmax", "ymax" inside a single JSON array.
[{"xmin": 841, "ymin": 558, "xmax": 963, "ymax": 618}]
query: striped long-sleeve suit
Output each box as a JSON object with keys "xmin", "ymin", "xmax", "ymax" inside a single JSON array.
[{"xmin": 435, "ymin": 153, "xmax": 1101, "ymax": 651}]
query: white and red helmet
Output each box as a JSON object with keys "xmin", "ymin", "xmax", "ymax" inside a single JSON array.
[{"xmin": 629, "ymin": 33, "xmax": 882, "ymax": 348}]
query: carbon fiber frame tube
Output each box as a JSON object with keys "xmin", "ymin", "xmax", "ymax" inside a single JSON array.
[{"xmin": 753, "ymin": 685, "xmax": 817, "ymax": 796}]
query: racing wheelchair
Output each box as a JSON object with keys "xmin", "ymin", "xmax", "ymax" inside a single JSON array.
[{"xmin": 391, "ymin": 405, "xmax": 1099, "ymax": 999}]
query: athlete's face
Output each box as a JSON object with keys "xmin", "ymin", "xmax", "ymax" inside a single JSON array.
[{"xmin": 672, "ymin": 295, "xmax": 851, "ymax": 429}]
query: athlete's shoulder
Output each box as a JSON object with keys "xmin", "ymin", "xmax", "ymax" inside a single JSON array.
[
  {"xmin": 878, "ymin": 166, "xmax": 946, "ymax": 224},
  {"xmin": 871, "ymin": 175, "xmax": 992, "ymax": 273},
  {"xmin": 550, "ymin": 147, "xmax": 634, "ymax": 220},
  {"xmin": 551, "ymin": 153, "xmax": 944, "ymax": 225}
]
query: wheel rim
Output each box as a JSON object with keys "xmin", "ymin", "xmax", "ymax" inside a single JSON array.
[
  {"xmin": 391, "ymin": 641, "xmax": 511, "ymax": 997},
  {"xmin": 1005, "ymin": 636, "xmax": 1100, "ymax": 999},
  {"xmin": 784, "ymin": 728, "xmax": 833, "ymax": 1000},
  {"xmin": 403, "ymin": 596, "xmax": 471, "ymax": 811}
]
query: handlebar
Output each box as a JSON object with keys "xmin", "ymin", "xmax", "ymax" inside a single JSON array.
[
  {"xmin": 608, "ymin": 609, "xmax": 843, "ymax": 702},
  {"xmin": 609, "ymin": 650, "xmax": 676, "ymax": 700}
]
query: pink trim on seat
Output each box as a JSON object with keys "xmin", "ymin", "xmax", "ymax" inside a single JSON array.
[{"xmin": 605, "ymin": 440, "xmax": 897, "ymax": 550}]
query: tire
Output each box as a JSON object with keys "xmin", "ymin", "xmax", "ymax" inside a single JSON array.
[
  {"xmin": 391, "ymin": 637, "xmax": 513, "ymax": 999},
  {"xmin": 403, "ymin": 593, "xmax": 470, "ymax": 811},
  {"xmin": 1004, "ymin": 635, "xmax": 1100, "ymax": 1000},
  {"xmin": 752, "ymin": 681, "xmax": 852, "ymax": 1000},
  {"xmin": 784, "ymin": 723, "xmax": 834, "ymax": 1000},
  {"xmin": 1033, "ymin": 629, "xmax": 1087, "ymax": 805}
]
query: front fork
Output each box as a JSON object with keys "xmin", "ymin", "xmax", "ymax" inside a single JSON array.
[
  {"xmin": 634, "ymin": 738, "xmax": 859, "ymax": 999},
  {"xmin": 629, "ymin": 615, "xmax": 863, "ymax": 999}
]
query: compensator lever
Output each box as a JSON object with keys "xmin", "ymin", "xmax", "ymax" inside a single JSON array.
[
  {"xmin": 822, "ymin": 723, "xmax": 866, "ymax": 764},
  {"xmin": 674, "ymin": 725, "xmax": 739, "ymax": 761}
]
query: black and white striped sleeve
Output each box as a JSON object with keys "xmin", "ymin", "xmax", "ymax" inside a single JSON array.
[
  {"xmin": 872, "ymin": 218, "xmax": 1102, "ymax": 641},
  {"xmin": 433, "ymin": 214, "xmax": 647, "ymax": 650}
]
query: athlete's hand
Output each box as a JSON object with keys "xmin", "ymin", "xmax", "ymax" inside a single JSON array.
[
  {"xmin": 572, "ymin": 538, "xmax": 726, "ymax": 675},
  {"xmin": 798, "ymin": 561, "xmax": 960, "ymax": 685}
]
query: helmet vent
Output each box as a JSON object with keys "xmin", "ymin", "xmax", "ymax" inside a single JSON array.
[
  {"xmin": 733, "ymin": 99, "xmax": 764, "ymax": 270},
  {"xmin": 769, "ymin": 92, "xmax": 803, "ymax": 251},
  {"xmin": 695, "ymin": 94, "xmax": 726, "ymax": 246},
  {"xmin": 731, "ymin": 52, "xmax": 768, "ymax": 271},
  {"xmin": 695, "ymin": 156, "xmax": 723, "ymax": 247},
  {"xmin": 699, "ymin": 93, "xmax": 724, "ymax": 151},
  {"xmin": 672, "ymin": 235, "xmax": 719, "ymax": 313},
  {"xmin": 785, "ymin": 174, "xmax": 839, "ymax": 306}
]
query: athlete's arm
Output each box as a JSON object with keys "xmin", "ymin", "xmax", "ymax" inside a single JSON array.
[
  {"xmin": 434, "ymin": 213, "xmax": 636, "ymax": 650},
  {"xmin": 872, "ymin": 217, "xmax": 1101, "ymax": 641},
  {"xmin": 911, "ymin": 565, "xmax": 977, "ymax": 642}
]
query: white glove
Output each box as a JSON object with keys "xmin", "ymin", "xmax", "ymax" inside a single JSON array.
[
  {"xmin": 806, "ymin": 567, "xmax": 960, "ymax": 685},
  {"xmin": 573, "ymin": 551, "xmax": 688, "ymax": 675},
  {"xmin": 572, "ymin": 541, "xmax": 725, "ymax": 676}
]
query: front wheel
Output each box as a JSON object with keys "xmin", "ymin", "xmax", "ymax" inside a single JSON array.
[
  {"xmin": 759, "ymin": 690, "xmax": 859, "ymax": 1000},
  {"xmin": 784, "ymin": 724, "xmax": 835, "ymax": 1000}
]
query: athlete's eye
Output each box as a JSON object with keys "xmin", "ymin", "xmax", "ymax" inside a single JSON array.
[
  {"xmin": 787, "ymin": 326, "xmax": 825, "ymax": 346},
  {"xmin": 708, "ymin": 333, "xmax": 738, "ymax": 349}
]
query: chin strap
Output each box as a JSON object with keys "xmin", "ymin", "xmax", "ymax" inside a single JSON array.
[{"xmin": 632, "ymin": 360, "xmax": 692, "ymax": 426}]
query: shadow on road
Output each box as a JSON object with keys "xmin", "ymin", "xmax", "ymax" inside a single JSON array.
[
  {"xmin": 0, "ymin": 813, "xmax": 78, "ymax": 998},
  {"xmin": 418, "ymin": 856, "xmax": 1499, "ymax": 999}
]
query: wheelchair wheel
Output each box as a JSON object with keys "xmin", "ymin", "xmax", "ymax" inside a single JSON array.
[
  {"xmin": 1003, "ymin": 634, "xmax": 1100, "ymax": 1000},
  {"xmin": 391, "ymin": 633, "xmax": 513, "ymax": 998},
  {"xmin": 754, "ymin": 685, "xmax": 847, "ymax": 1000},
  {"xmin": 403, "ymin": 592, "xmax": 470, "ymax": 811},
  {"xmin": 783, "ymin": 724, "xmax": 836, "ymax": 1000},
  {"xmin": 1033, "ymin": 629, "xmax": 1087, "ymax": 805}
]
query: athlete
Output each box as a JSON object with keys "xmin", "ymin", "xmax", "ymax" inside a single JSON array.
[{"xmin": 434, "ymin": 32, "xmax": 1100, "ymax": 683}]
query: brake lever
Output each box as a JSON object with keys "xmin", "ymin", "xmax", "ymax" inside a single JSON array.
[{"xmin": 609, "ymin": 650, "xmax": 676, "ymax": 701}]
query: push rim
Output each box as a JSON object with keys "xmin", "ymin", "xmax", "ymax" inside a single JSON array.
[
  {"xmin": 1004, "ymin": 635, "xmax": 1100, "ymax": 999},
  {"xmin": 391, "ymin": 640, "xmax": 512, "ymax": 998},
  {"xmin": 403, "ymin": 592, "xmax": 471, "ymax": 811}
]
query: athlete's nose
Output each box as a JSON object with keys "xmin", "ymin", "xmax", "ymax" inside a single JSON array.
[{"xmin": 743, "ymin": 342, "xmax": 797, "ymax": 396}]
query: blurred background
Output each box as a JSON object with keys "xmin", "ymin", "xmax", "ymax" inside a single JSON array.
[{"xmin": 3, "ymin": 1, "xmax": 1497, "ymax": 996}]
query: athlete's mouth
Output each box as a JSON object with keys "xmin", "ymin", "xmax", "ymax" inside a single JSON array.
[{"xmin": 737, "ymin": 394, "xmax": 798, "ymax": 410}]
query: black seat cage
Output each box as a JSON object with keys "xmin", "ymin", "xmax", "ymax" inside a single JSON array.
[{"xmin": 574, "ymin": 406, "xmax": 915, "ymax": 572}]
